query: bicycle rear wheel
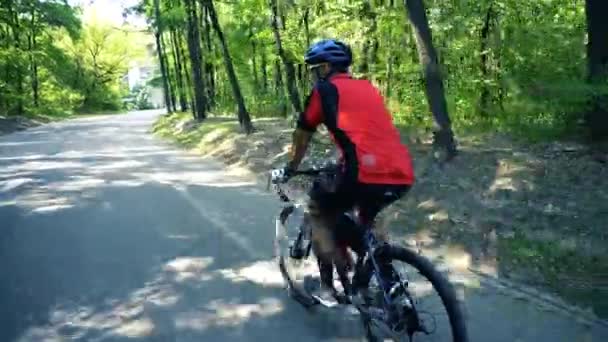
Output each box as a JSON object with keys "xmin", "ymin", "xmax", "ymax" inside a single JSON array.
[{"xmin": 360, "ymin": 245, "xmax": 469, "ymax": 342}]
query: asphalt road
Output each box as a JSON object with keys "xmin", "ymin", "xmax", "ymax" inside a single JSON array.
[{"xmin": 1, "ymin": 110, "xmax": 607, "ymax": 341}]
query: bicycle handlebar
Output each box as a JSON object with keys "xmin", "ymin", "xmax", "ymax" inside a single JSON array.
[{"xmin": 266, "ymin": 166, "xmax": 336, "ymax": 202}]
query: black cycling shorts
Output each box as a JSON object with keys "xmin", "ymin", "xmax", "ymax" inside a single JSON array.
[{"xmin": 308, "ymin": 177, "xmax": 410, "ymax": 225}]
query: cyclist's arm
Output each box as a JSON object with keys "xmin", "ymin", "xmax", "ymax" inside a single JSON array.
[{"xmin": 287, "ymin": 88, "xmax": 323, "ymax": 170}]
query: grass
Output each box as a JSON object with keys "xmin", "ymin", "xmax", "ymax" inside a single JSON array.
[
  {"xmin": 152, "ymin": 112, "xmax": 241, "ymax": 152},
  {"xmin": 499, "ymin": 232, "xmax": 608, "ymax": 317}
]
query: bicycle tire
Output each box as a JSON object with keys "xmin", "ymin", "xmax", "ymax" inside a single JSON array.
[
  {"xmin": 275, "ymin": 205, "xmax": 319, "ymax": 308},
  {"xmin": 363, "ymin": 245, "xmax": 469, "ymax": 342}
]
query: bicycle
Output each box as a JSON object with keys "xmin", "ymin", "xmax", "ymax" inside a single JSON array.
[{"xmin": 268, "ymin": 166, "xmax": 469, "ymax": 342}]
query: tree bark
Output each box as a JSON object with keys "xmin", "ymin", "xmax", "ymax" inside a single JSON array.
[
  {"xmin": 302, "ymin": 8, "xmax": 311, "ymax": 85},
  {"xmin": 251, "ymin": 34, "xmax": 259, "ymax": 89},
  {"xmin": 303, "ymin": 8, "xmax": 311, "ymax": 47},
  {"xmin": 478, "ymin": 3, "xmax": 494, "ymax": 117},
  {"xmin": 153, "ymin": 0, "xmax": 172, "ymax": 113},
  {"xmin": 585, "ymin": 0, "xmax": 608, "ymax": 142},
  {"xmin": 8, "ymin": 4, "xmax": 24, "ymax": 115},
  {"xmin": 404, "ymin": 0, "xmax": 457, "ymax": 159},
  {"xmin": 201, "ymin": 4, "xmax": 215, "ymax": 107},
  {"xmin": 274, "ymin": 59, "xmax": 283, "ymax": 95},
  {"xmin": 184, "ymin": 0, "xmax": 207, "ymax": 120},
  {"xmin": 268, "ymin": 0, "xmax": 301, "ymax": 113},
  {"xmin": 29, "ymin": 34, "xmax": 39, "ymax": 107},
  {"xmin": 386, "ymin": 55, "xmax": 394, "ymax": 99},
  {"xmin": 203, "ymin": 0, "xmax": 253, "ymax": 133},
  {"xmin": 170, "ymin": 29, "xmax": 188, "ymax": 112},
  {"xmin": 161, "ymin": 32, "xmax": 176, "ymax": 113},
  {"xmin": 261, "ymin": 47, "xmax": 268, "ymax": 92},
  {"xmin": 29, "ymin": 10, "xmax": 39, "ymax": 107},
  {"xmin": 274, "ymin": 59, "xmax": 287, "ymax": 116},
  {"xmin": 358, "ymin": 1, "xmax": 374, "ymax": 76}
]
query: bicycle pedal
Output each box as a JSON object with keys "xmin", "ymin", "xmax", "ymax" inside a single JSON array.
[{"xmin": 388, "ymin": 281, "xmax": 409, "ymax": 299}]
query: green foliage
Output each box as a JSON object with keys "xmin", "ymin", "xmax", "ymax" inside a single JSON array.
[
  {"xmin": 140, "ymin": 0, "xmax": 598, "ymax": 139},
  {"xmin": 0, "ymin": 0, "xmax": 149, "ymax": 117},
  {"xmin": 129, "ymin": 84, "xmax": 155, "ymax": 110},
  {"xmin": 152, "ymin": 111, "xmax": 240, "ymax": 150}
]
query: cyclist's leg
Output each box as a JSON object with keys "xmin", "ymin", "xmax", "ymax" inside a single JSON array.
[
  {"xmin": 352, "ymin": 184, "xmax": 411, "ymax": 292},
  {"xmin": 307, "ymin": 177, "xmax": 355, "ymax": 295}
]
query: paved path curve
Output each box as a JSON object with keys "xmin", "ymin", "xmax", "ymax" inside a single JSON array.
[{"xmin": 1, "ymin": 110, "xmax": 606, "ymax": 341}]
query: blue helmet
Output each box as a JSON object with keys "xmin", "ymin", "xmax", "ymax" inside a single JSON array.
[{"xmin": 304, "ymin": 39, "xmax": 352, "ymax": 66}]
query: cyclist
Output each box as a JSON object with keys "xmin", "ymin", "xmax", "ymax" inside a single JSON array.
[{"xmin": 281, "ymin": 39, "xmax": 415, "ymax": 304}]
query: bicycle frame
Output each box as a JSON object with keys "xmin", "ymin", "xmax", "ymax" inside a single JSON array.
[{"xmin": 360, "ymin": 228, "xmax": 404, "ymax": 310}]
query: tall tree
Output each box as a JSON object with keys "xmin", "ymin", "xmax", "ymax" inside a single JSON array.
[
  {"xmin": 202, "ymin": 0, "xmax": 254, "ymax": 133},
  {"xmin": 200, "ymin": 4, "xmax": 215, "ymax": 108},
  {"xmin": 260, "ymin": 45, "xmax": 268, "ymax": 93},
  {"xmin": 170, "ymin": 29, "xmax": 188, "ymax": 112},
  {"xmin": 404, "ymin": 0, "xmax": 457, "ymax": 160},
  {"xmin": 585, "ymin": 0, "xmax": 608, "ymax": 142},
  {"xmin": 478, "ymin": 3, "xmax": 495, "ymax": 117},
  {"xmin": 27, "ymin": 6, "xmax": 39, "ymax": 107},
  {"xmin": 184, "ymin": 0, "xmax": 207, "ymax": 120},
  {"xmin": 161, "ymin": 32, "xmax": 176, "ymax": 112},
  {"xmin": 153, "ymin": 0, "xmax": 173, "ymax": 112},
  {"xmin": 268, "ymin": 0, "xmax": 301, "ymax": 113}
]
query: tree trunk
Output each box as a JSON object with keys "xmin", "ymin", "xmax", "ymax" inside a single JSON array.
[
  {"xmin": 585, "ymin": 0, "xmax": 608, "ymax": 142},
  {"xmin": 184, "ymin": 0, "xmax": 207, "ymax": 121},
  {"xmin": 161, "ymin": 32, "xmax": 177, "ymax": 113},
  {"xmin": 203, "ymin": 0, "xmax": 254, "ymax": 133},
  {"xmin": 251, "ymin": 35, "xmax": 259, "ymax": 89},
  {"xmin": 184, "ymin": 56, "xmax": 197, "ymax": 118},
  {"xmin": 274, "ymin": 59, "xmax": 287, "ymax": 116},
  {"xmin": 386, "ymin": 55, "xmax": 394, "ymax": 99},
  {"xmin": 29, "ymin": 11, "xmax": 39, "ymax": 107},
  {"xmin": 261, "ymin": 47, "xmax": 268, "ymax": 92},
  {"xmin": 297, "ymin": 63, "xmax": 305, "ymax": 92},
  {"xmin": 9, "ymin": 6, "xmax": 24, "ymax": 115},
  {"xmin": 302, "ymin": 8, "xmax": 311, "ymax": 85},
  {"xmin": 29, "ymin": 34, "xmax": 39, "ymax": 107},
  {"xmin": 493, "ymin": 15, "xmax": 505, "ymax": 113},
  {"xmin": 274, "ymin": 59, "xmax": 283, "ymax": 96},
  {"xmin": 404, "ymin": 0, "xmax": 457, "ymax": 159},
  {"xmin": 207, "ymin": 62, "xmax": 216, "ymax": 106},
  {"xmin": 201, "ymin": 4, "xmax": 215, "ymax": 108},
  {"xmin": 478, "ymin": 3, "xmax": 494, "ymax": 117},
  {"xmin": 153, "ymin": 0, "xmax": 172, "ymax": 113},
  {"xmin": 171, "ymin": 29, "xmax": 188, "ymax": 112},
  {"xmin": 268, "ymin": 0, "xmax": 301, "ymax": 113},
  {"xmin": 358, "ymin": 1, "xmax": 373, "ymax": 76},
  {"xmin": 303, "ymin": 8, "xmax": 311, "ymax": 47}
]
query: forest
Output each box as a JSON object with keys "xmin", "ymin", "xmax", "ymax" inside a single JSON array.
[
  {"xmin": 2, "ymin": 0, "xmax": 607, "ymax": 144},
  {"xmin": 0, "ymin": 0, "xmax": 146, "ymax": 119}
]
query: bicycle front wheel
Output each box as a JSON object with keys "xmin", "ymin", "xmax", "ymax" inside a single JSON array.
[{"xmin": 274, "ymin": 204, "xmax": 319, "ymax": 307}]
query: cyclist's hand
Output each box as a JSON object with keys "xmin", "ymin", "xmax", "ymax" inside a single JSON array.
[
  {"xmin": 270, "ymin": 165, "xmax": 294, "ymax": 184},
  {"xmin": 280, "ymin": 165, "xmax": 295, "ymax": 183}
]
